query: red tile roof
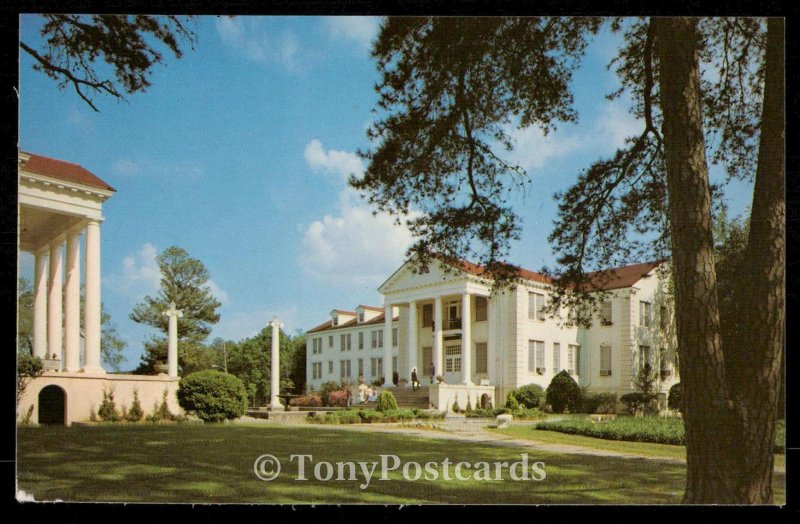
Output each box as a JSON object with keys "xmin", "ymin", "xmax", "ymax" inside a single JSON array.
[
  {"xmin": 20, "ymin": 152, "xmax": 115, "ymax": 191},
  {"xmin": 582, "ymin": 261, "xmax": 661, "ymax": 291},
  {"xmin": 445, "ymin": 255, "xmax": 659, "ymax": 291},
  {"xmin": 358, "ymin": 305, "xmax": 385, "ymax": 311},
  {"xmin": 307, "ymin": 313, "xmax": 399, "ymax": 334}
]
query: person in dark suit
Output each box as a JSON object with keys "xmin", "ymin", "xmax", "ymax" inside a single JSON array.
[{"xmin": 411, "ymin": 367, "xmax": 419, "ymax": 391}]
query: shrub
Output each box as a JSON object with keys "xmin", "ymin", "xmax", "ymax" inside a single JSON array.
[
  {"xmin": 465, "ymin": 395, "xmax": 473, "ymax": 414},
  {"xmin": 620, "ymin": 392, "xmax": 657, "ymax": 415},
  {"xmin": 546, "ymin": 371, "xmax": 581, "ymax": 413},
  {"xmin": 372, "ymin": 377, "xmax": 384, "ymax": 387},
  {"xmin": 513, "ymin": 384, "xmax": 545, "ymax": 409},
  {"xmin": 536, "ymin": 416, "xmax": 685, "ymax": 445},
  {"xmin": 177, "ymin": 370, "xmax": 247, "ymax": 422},
  {"xmin": 127, "ymin": 389, "xmax": 144, "ymax": 422},
  {"xmin": 98, "ymin": 387, "xmax": 120, "ymax": 422},
  {"xmin": 668, "ymin": 383, "xmax": 682, "ymax": 411},
  {"xmin": 291, "ymin": 393, "xmax": 323, "ymax": 407},
  {"xmin": 504, "ymin": 392, "xmax": 519, "ymax": 411},
  {"xmin": 452, "ymin": 395, "xmax": 461, "ymax": 413},
  {"xmin": 327, "ymin": 390, "xmax": 350, "ymax": 407},
  {"xmin": 319, "ymin": 381, "xmax": 341, "ymax": 406},
  {"xmin": 392, "ymin": 371, "xmax": 399, "ymax": 386},
  {"xmin": 580, "ymin": 392, "xmax": 618, "ymax": 414},
  {"xmin": 377, "ymin": 390, "xmax": 398, "ymax": 412}
]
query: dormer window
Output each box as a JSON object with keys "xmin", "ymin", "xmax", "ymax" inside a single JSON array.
[
  {"xmin": 358, "ymin": 311, "xmax": 365, "ymax": 323},
  {"xmin": 332, "ymin": 316, "xmax": 339, "ymax": 327}
]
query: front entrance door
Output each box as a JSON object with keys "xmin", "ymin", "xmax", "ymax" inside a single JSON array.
[
  {"xmin": 422, "ymin": 347, "xmax": 433, "ymax": 381},
  {"xmin": 38, "ymin": 385, "xmax": 66, "ymax": 425},
  {"xmin": 444, "ymin": 342, "xmax": 462, "ymax": 384}
]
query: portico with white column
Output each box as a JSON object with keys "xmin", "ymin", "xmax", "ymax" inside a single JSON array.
[{"xmin": 19, "ymin": 152, "xmax": 114, "ymax": 374}]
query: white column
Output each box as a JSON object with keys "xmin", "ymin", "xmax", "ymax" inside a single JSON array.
[
  {"xmin": 461, "ymin": 293, "xmax": 473, "ymax": 385},
  {"xmin": 269, "ymin": 317, "xmax": 283, "ymax": 409},
  {"xmin": 163, "ymin": 301, "xmax": 183, "ymax": 378},
  {"xmin": 63, "ymin": 230, "xmax": 81, "ymax": 372},
  {"xmin": 47, "ymin": 239, "xmax": 64, "ymax": 366},
  {"xmin": 32, "ymin": 249, "xmax": 49, "ymax": 359},
  {"xmin": 82, "ymin": 220, "xmax": 103, "ymax": 373},
  {"xmin": 383, "ymin": 303, "xmax": 394, "ymax": 387},
  {"xmin": 407, "ymin": 301, "xmax": 418, "ymax": 385},
  {"xmin": 433, "ymin": 296, "xmax": 443, "ymax": 380}
]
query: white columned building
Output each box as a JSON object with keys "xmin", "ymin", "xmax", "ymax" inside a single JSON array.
[{"xmin": 18, "ymin": 151, "xmax": 183, "ymax": 426}]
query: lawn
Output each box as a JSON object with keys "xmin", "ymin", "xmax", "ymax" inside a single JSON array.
[{"xmin": 14, "ymin": 423, "xmax": 709, "ymax": 504}]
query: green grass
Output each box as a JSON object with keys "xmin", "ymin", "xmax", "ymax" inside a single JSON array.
[
  {"xmin": 491, "ymin": 425, "xmax": 785, "ymax": 471},
  {"xmin": 13, "ymin": 423, "xmax": 740, "ymax": 504}
]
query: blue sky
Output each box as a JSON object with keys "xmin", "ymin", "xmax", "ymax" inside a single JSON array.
[{"xmin": 18, "ymin": 15, "xmax": 754, "ymax": 370}]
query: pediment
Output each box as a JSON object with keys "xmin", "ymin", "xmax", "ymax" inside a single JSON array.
[{"xmin": 378, "ymin": 258, "xmax": 467, "ymax": 295}]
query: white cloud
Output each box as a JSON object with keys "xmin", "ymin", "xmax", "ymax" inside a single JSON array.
[
  {"xmin": 299, "ymin": 140, "xmax": 414, "ymax": 287},
  {"xmin": 204, "ymin": 279, "xmax": 229, "ymax": 306},
  {"xmin": 592, "ymin": 102, "xmax": 641, "ymax": 152},
  {"xmin": 110, "ymin": 242, "xmax": 161, "ymax": 299},
  {"xmin": 215, "ymin": 16, "xmax": 305, "ymax": 73},
  {"xmin": 325, "ymin": 16, "xmax": 381, "ymax": 50},
  {"xmin": 304, "ymin": 139, "xmax": 364, "ymax": 181},
  {"xmin": 504, "ymin": 100, "xmax": 641, "ymax": 173},
  {"xmin": 505, "ymin": 124, "xmax": 583, "ymax": 171}
]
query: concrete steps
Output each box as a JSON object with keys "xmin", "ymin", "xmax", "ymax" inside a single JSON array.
[{"xmin": 385, "ymin": 386, "xmax": 430, "ymax": 408}]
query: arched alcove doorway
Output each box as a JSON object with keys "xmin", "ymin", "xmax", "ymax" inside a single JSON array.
[{"xmin": 38, "ymin": 385, "xmax": 66, "ymax": 425}]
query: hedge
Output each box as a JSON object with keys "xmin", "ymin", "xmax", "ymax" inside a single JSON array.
[
  {"xmin": 177, "ymin": 370, "xmax": 247, "ymax": 422},
  {"xmin": 537, "ymin": 416, "xmax": 786, "ymax": 453}
]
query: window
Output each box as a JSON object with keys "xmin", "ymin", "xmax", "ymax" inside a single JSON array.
[
  {"xmin": 358, "ymin": 332, "xmax": 364, "ymax": 350},
  {"xmin": 358, "ymin": 311, "xmax": 365, "ymax": 323},
  {"xmin": 328, "ymin": 361, "xmax": 333, "ymax": 374},
  {"xmin": 378, "ymin": 330, "xmax": 384, "ymax": 348},
  {"xmin": 392, "ymin": 356, "xmax": 398, "ymax": 375},
  {"xmin": 600, "ymin": 345, "xmax": 612, "ymax": 376},
  {"xmin": 312, "ymin": 338, "xmax": 321, "ymax": 354},
  {"xmin": 660, "ymin": 305, "xmax": 668, "ymax": 331},
  {"xmin": 422, "ymin": 304, "xmax": 433, "ymax": 328},
  {"xmin": 339, "ymin": 360, "xmax": 351, "ymax": 379},
  {"xmin": 553, "ymin": 342, "xmax": 561, "ymax": 372},
  {"xmin": 528, "ymin": 340, "xmax": 545, "ymax": 374},
  {"xmin": 639, "ymin": 345, "xmax": 652, "ymax": 372},
  {"xmin": 392, "ymin": 327, "xmax": 398, "ymax": 348},
  {"xmin": 475, "ymin": 296, "xmax": 488, "ymax": 322},
  {"xmin": 328, "ymin": 335, "xmax": 333, "ymax": 348},
  {"xmin": 475, "ymin": 342, "xmax": 488, "ymax": 374},
  {"xmin": 529, "ymin": 292, "xmax": 545, "ymax": 321},
  {"xmin": 371, "ymin": 330, "xmax": 379, "ymax": 349},
  {"xmin": 601, "ymin": 301, "xmax": 613, "ymax": 325},
  {"xmin": 340, "ymin": 334, "xmax": 346, "ymax": 352},
  {"xmin": 445, "ymin": 344, "xmax": 461, "ymax": 373},
  {"xmin": 640, "ymin": 301, "xmax": 652, "ymax": 327},
  {"xmin": 446, "ymin": 301, "xmax": 460, "ymax": 329},
  {"xmin": 567, "ymin": 345, "xmax": 580, "ymax": 375},
  {"xmin": 659, "ymin": 347, "xmax": 671, "ymax": 378},
  {"xmin": 370, "ymin": 357, "xmax": 384, "ymax": 377},
  {"xmin": 312, "ymin": 362, "xmax": 322, "ymax": 380},
  {"xmin": 346, "ymin": 333, "xmax": 351, "ymax": 351},
  {"xmin": 358, "ymin": 358, "xmax": 364, "ymax": 378},
  {"xmin": 332, "ymin": 316, "xmax": 338, "ymax": 327}
]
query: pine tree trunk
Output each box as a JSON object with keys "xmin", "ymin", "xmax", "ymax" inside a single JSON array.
[
  {"xmin": 654, "ymin": 17, "xmax": 739, "ymax": 503},
  {"xmin": 731, "ymin": 17, "xmax": 785, "ymax": 503}
]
